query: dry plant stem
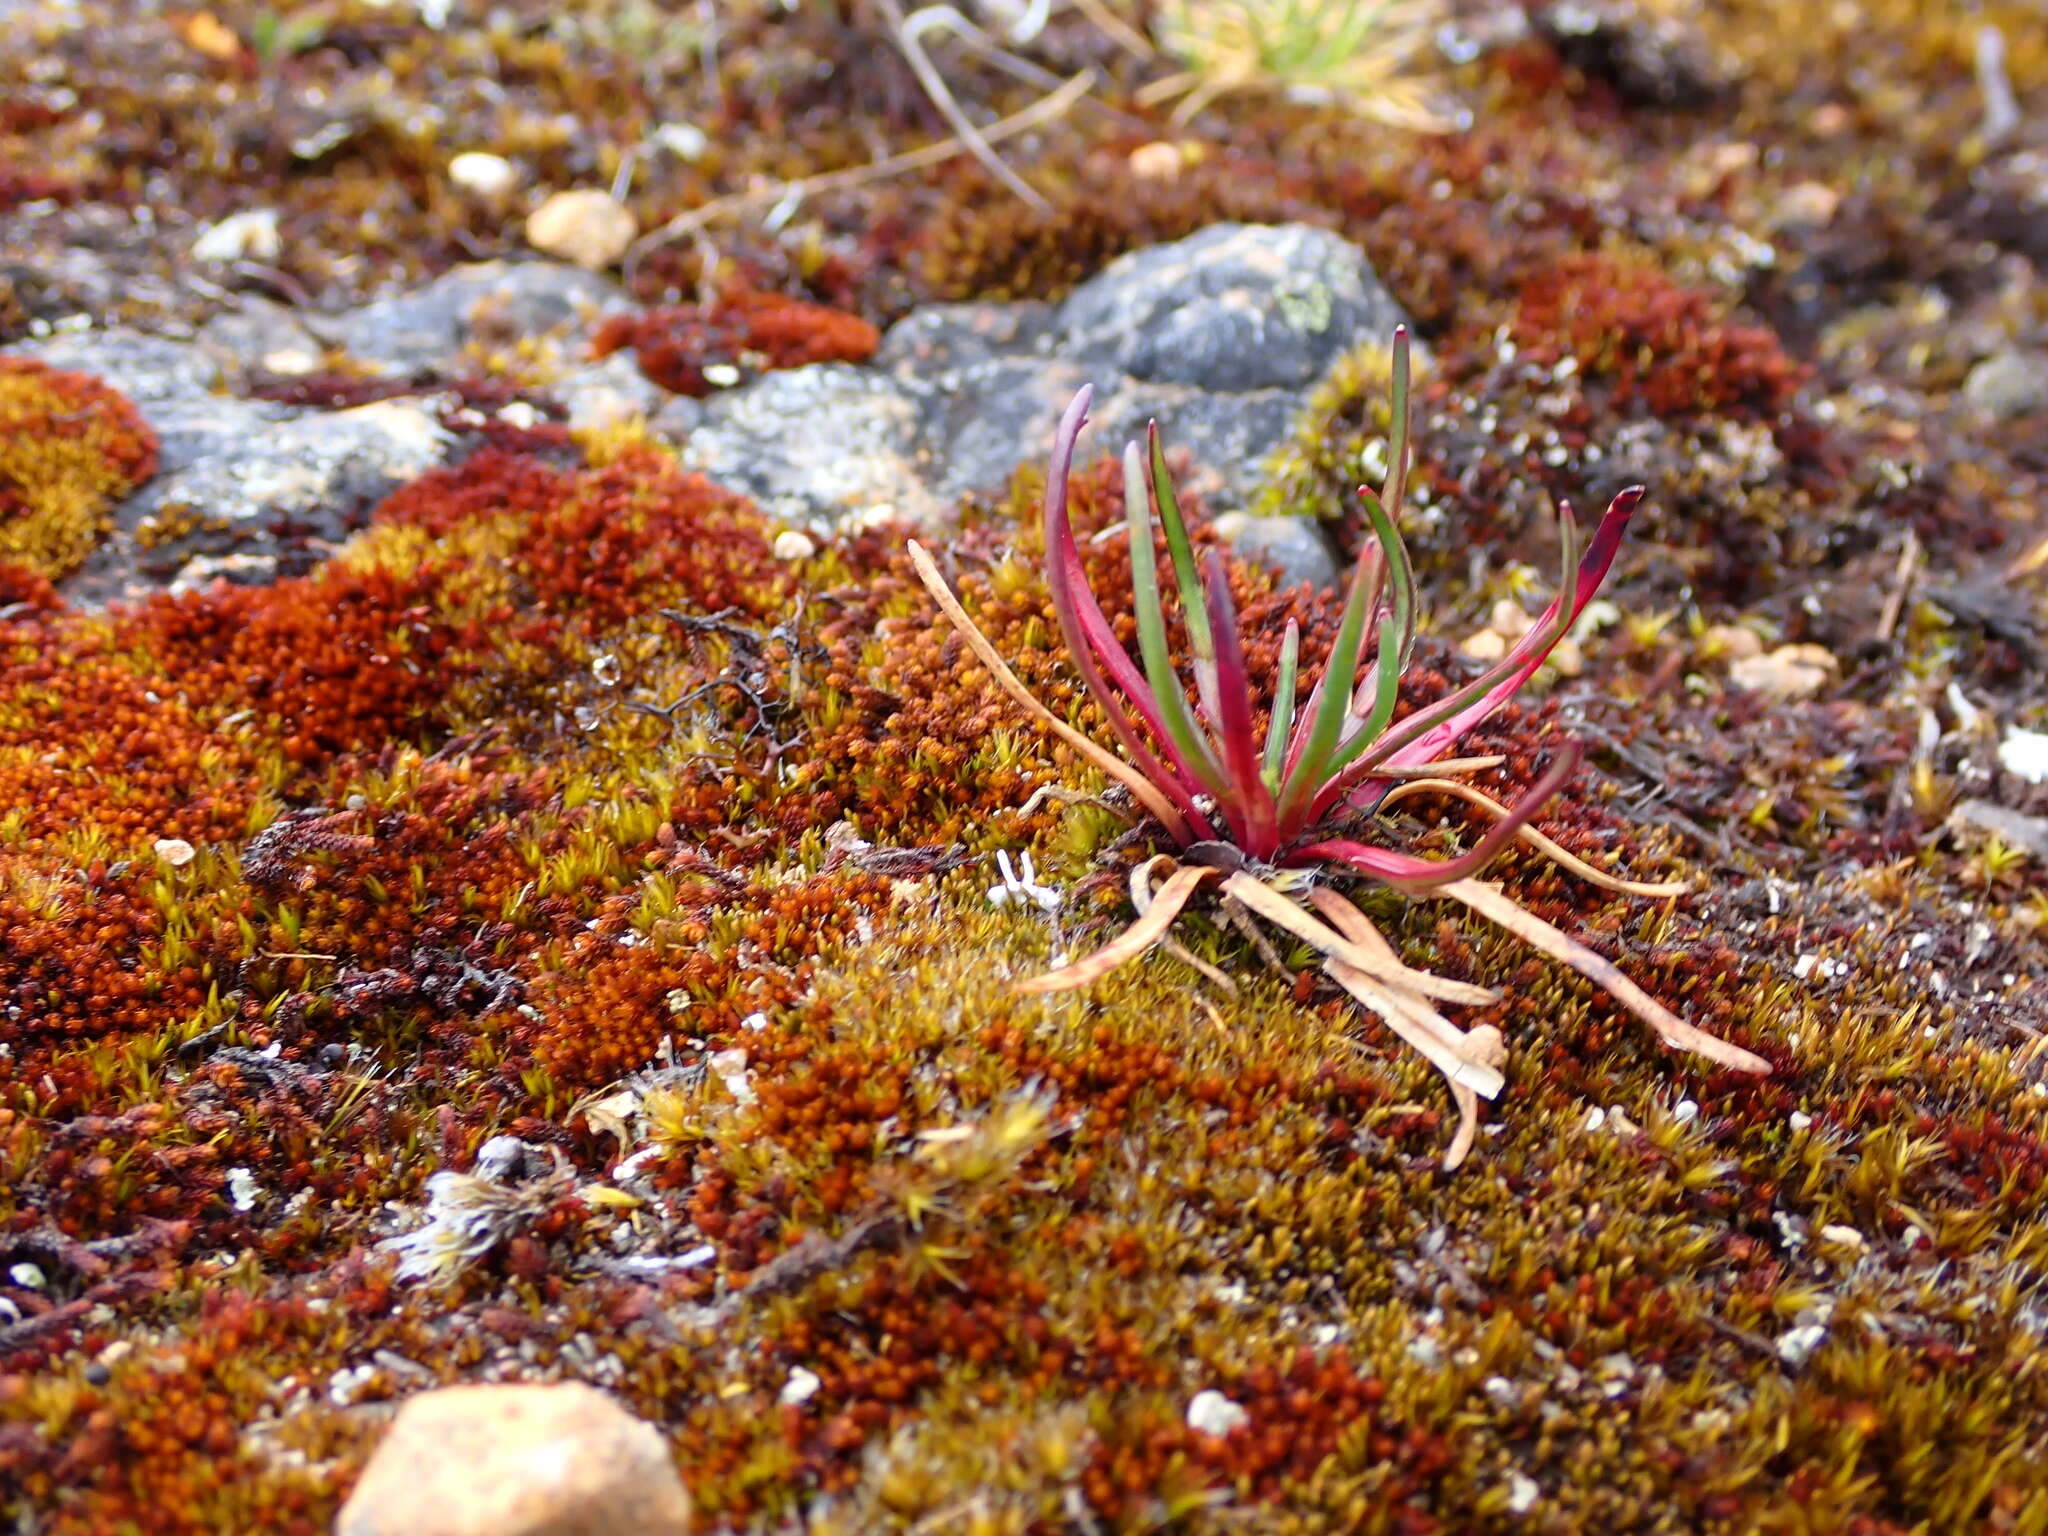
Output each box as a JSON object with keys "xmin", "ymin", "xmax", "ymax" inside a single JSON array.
[
  {"xmin": 1372, "ymin": 754, "xmax": 1505, "ymax": 779},
  {"xmin": 1327, "ymin": 958, "xmax": 1490, "ymax": 1171},
  {"xmin": 1015, "ymin": 864, "xmax": 1215, "ymax": 995},
  {"xmin": 1224, "ymin": 872, "xmax": 1498, "ymax": 1006},
  {"xmin": 1324, "ymin": 958, "xmax": 1504, "ymax": 1101},
  {"xmin": 629, "ymin": 72, "xmax": 1092, "ymax": 263},
  {"xmin": 1309, "ymin": 887, "xmax": 1507, "ymax": 1081},
  {"xmin": 878, "ymin": 0, "xmax": 1051, "ymax": 210},
  {"xmin": 1440, "ymin": 878, "xmax": 1773, "ymax": 1075},
  {"xmin": 1219, "ymin": 892, "xmax": 1297, "ymax": 979},
  {"xmin": 1070, "ymin": 0, "xmax": 1154, "ymax": 56},
  {"xmin": 1130, "ymin": 858, "xmax": 1240, "ymax": 993},
  {"xmin": 908, "ymin": 540, "xmax": 1193, "ymax": 841},
  {"xmin": 1374, "ymin": 779, "xmax": 1690, "ymax": 898}
]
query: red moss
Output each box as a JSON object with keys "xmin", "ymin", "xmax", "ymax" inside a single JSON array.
[
  {"xmin": 1512, "ymin": 251, "xmax": 1806, "ymax": 417},
  {"xmin": 591, "ymin": 288, "xmax": 880, "ymax": 397}
]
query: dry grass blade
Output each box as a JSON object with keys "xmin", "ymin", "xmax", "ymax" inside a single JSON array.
[
  {"xmin": 908, "ymin": 540, "xmax": 1191, "ymax": 841},
  {"xmin": 1440, "ymin": 878, "xmax": 1772, "ymax": 1075},
  {"xmin": 1376, "ymin": 778, "xmax": 1691, "ymax": 897},
  {"xmin": 1371, "ymin": 754, "xmax": 1505, "ymax": 780},
  {"xmin": 1305, "ymin": 884, "xmax": 1497, "ymax": 1006},
  {"xmin": 1227, "ymin": 871, "xmax": 1500, "ymax": 1006},
  {"xmin": 1132, "ymin": 856, "xmax": 1239, "ymax": 992},
  {"xmin": 1015, "ymin": 864, "xmax": 1215, "ymax": 994},
  {"xmin": 1325, "ymin": 958, "xmax": 1505, "ymax": 1100}
]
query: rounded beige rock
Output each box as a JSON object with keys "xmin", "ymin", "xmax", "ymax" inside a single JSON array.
[
  {"xmin": 335, "ymin": 1381, "xmax": 689, "ymax": 1536},
  {"xmin": 525, "ymin": 190, "xmax": 637, "ymax": 271}
]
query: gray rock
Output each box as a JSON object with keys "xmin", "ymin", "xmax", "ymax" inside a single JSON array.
[
  {"xmin": 1961, "ymin": 348, "xmax": 2048, "ymax": 420},
  {"xmin": 1057, "ymin": 223, "xmax": 1406, "ymax": 391},
  {"xmin": 872, "ymin": 301, "xmax": 1060, "ymax": 371},
  {"xmin": 663, "ymin": 223, "xmax": 1411, "ymax": 529},
  {"xmin": 682, "ymin": 365, "xmax": 944, "ymax": 528},
  {"xmin": 197, "ymin": 297, "xmax": 325, "ymax": 380},
  {"xmin": 330, "ymin": 261, "xmax": 632, "ymax": 376},
  {"xmin": 21, "ymin": 327, "xmax": 222, "ymax": 401},
  {"xmin": 136, "ymin": 396, "xmax": 450, "ymax": 541},
  {"xmin": 555, "ymin": 351, "xmax": 668, "ymax": 435},
  {"xmin": 1210, "ymin": 512, "xmax": 1341, "ymax": 592}
]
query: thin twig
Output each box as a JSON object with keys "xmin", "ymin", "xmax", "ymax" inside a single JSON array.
[
  {"xmin": 631, "ymin": 69, "xmax": 1092, "ymax": 266},
  {"xmin": 1375, "ymin": 778, "xmax": 1690, "ymax": 897},
  {"xmin": 909, "ymin": 540, "xmax": 1192, "ymax": 840},
  {"xmin": 1439, "ymin": 878, "xmax": 1772, "ymax": 1076}
]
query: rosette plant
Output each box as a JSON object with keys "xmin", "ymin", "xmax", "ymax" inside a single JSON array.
[{"xmin": 909, "ymin": 328, "xmax": 1768, "ymax": 1167}]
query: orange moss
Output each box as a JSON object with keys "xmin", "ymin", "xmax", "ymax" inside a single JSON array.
[
  {"xmin": 591, "ymin": 288, "xmax": 880, "ymax": 396},
  {"xmin": 0, "ymin": 358, "xmax": 158, "ymax": 580}
]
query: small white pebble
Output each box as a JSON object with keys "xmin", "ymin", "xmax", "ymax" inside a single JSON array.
[
  {"xmin": 227, "ymin": 1167, "xmax": 261, "ymax": 1212},
  {"xmin": 496, "ymin": 402, "xmax": 542, "ymax": 430},
  {"xmin": 702, "ymin": 363, "xmax": 742, "ymax": 388},
  {"xmin": 192, "ymin": 208, "xmax": 281, "ymax": 264},
  {"xmin": 708, "ymin": 1048, "xmax": 755, "ymax": 1106},
  {"xmin": 1776, "ymin": 1324, "xmax": 1828, "ymax": 1366},
  {"xmin": 1998, "ymin": 726, "xmax": 2048, "ymax": 784},
  {"xmin": 8, "ymin": 1263, "xmax": 45, "ymax": 1289},
  {"xmin": 447, "ymin": 151, "xmax": 518, "ymax": 199},
  {"xmin": 1506, "ymin": 1471, "xmax": 1540, "ymax": 1514},
  {"xmin": 653, "ymin": 122, "xmax": 709, "ymax": 161},
  {"xmin": 153, "ymin": 837, "xmax": 196, "ymax": 868},
  {"xmin": 1819, "ymin": 1224, "xmax": 1866, "ymax": 1250},
  {"xmin": 1788, "ymin": 1111, "xmax": 1813, "ymax": 1132},
  {"xmin": 772, "ymin": 529, "xmax": 817, "ymax": 562},
  {"xmin": 1672, "ymin": 1099, "xmax": 1699, "ymax": 1125},
  {"xmin": 1186, "ymin": 1390, "xmax": 1250, "ymax": 1437},
  {"xmin": 1582, "ymin": 1107, "xmax": 1607, "ymax": 1134},
  {"xmin": 780, "ymin": 1367, "xmax": 821, "ymax": 1406}
]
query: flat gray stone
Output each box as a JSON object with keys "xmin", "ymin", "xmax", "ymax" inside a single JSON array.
[
  {"xmin": 1211, "ymin": 512, "xmax": 1342, "ymax": 592},
  {"xmin": 1057, "ymin": 223, "xmax": 1407, "ymax": 392},
  {"xmin": 330, "ymin": 261, "xmax": 632, "ymax": 376},
  {"xmin": 681, "ymin": 365, "xmax": 944, "ymax": 528}
]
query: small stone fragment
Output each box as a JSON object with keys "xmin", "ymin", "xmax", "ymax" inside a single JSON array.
[
  {"xmin": 335, "ymin": 1381, "xmax": 689, "ymax": 1536},
  {"xmin": 1210, "ymin": 512, "xmax": 1339, "ymax": 591},
  {"xmin": 192, "ymin": 209, "xmax": 282, "ymax": 264},
  {"xmin": 1185, "ymin": 1389, "xmax": 1250, "ymax": 1437},
  {"xmin": 526, "ymin": 190, "xmax": 637, "ymax": 271},
  {"xmin": 449, "ymin": 152, "xmax": 519, "ymax": 200},
  {"xmin": 772, "ymin": 529, "xmax": 817, "ymax": 562},
  {"xmin": 153, "ymin": 837, "xmax": 196, "ymax": 867},
  {"xmin": 1728, "ymin": 643, "xmax": 1838, "ymax": 702},
  {"xmin": 1962, "ymin": 350, "xmax": 2048, "ymax": 421},
  {"xmin": 1127, "ymin": 141, "xmax": 1184, "ymax": 180},
  {"xmin": 1699, "ymin": 622, "xmax": 1764, "ymax": 661},
  {"xmin": 1999, "ymin": 726, "xmax": 2048, "ymax": 784}
]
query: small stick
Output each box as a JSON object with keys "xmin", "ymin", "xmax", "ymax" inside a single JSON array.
[
  {"xmin": 629, "ymin": 71, "xmax": 1093, "ymax": 265},
  {"xmin": 1439, "ymin": 878, "xmax": 1771, "ymax": 1075},
  {"xmin": 1374, "ymin": 778, "xmax": 1690, "ymax": 897}
]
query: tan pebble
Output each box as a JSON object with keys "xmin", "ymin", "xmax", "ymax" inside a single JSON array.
[
  {"xmin": 772, "ymin": 529, "xmax": 817, "ymax": 562},
  {"xmin": 525, "ymin": 190, "xmax": 637, "ymax": 270},
  {"xmin": 1700, "ymin": 623, "xmax": 1764, "ymax": 661},
  {"xmin": 1729, "ymin": 643, "xmax": 1838, "ymax": 703},
  {"xmin": 1459, "ymin": 629, "xmax": 1508, "ymax": 662},
  {"xmin": 336, "ymin": 1382, "xmax": 688, "ymax": 1536},
  {"xmin": 1127, "ymin": 141, "xmax": 1184, "ymax": 180},
  {"xmin": 1487, "ymin": 598, "xmax": 1535, "ymax": 640},
  {"xmin": 449, "ymin": 152, "xmax": 519, "ymax": 200}
]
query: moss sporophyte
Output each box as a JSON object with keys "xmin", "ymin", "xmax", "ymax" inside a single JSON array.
[{"xmin": 911, "ymin": 327, "xmax": 1769, "ymax": 1168}]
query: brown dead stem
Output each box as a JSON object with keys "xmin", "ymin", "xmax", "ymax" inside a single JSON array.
[
  {"xmin": 1439, "ymin": 877, "xmax": 1771, "ymax": 1076},
  {"xmin": 1375, "ymin": 778, "xmax": 1691, "ymax": 898}
]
